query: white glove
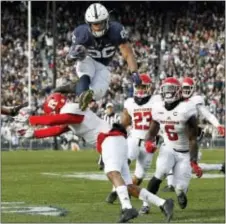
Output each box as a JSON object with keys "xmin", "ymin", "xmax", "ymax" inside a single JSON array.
[
  {"xmin": 17, "ymin": 127, "xmax": 34, "ymax": 139},
  {"xmin": 14, "ymin": 107, "xmax": 33, "ymax": 124}
]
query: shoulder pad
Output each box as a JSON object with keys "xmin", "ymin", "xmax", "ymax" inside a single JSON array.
[
  {"xmin": 108, "ymin": 21, "xmax": 128, "ymax": 45},
  {"xmin": 124, "ymin": 98, "xmax": 133, "ymax": 109},
  {"xmin": 191, "ymin": 95, "xmax": 205, "ymax": 106},
  {"xmin": 72, "ymin": 24, "xmax": 91, "ymax": 46}
]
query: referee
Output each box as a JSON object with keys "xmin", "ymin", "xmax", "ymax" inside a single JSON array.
[{"xmin": 98, "ymin": 103, "xmax": 121, "ymax": 170}]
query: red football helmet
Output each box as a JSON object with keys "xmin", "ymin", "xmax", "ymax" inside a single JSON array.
[
  {"xmin": 43, "ymin": 93, "xmax": 67, "ymax": 114},
  {"xmin": 160, "ymin": 77, "xmax": 182, "ymax": 103},
  {"xmin": 182, "ymin": 77, "xmax": 195, "ymax": 99},
  {"xmin": 133, "ymin": 73, "xmax": 152, "ymax": 98}
]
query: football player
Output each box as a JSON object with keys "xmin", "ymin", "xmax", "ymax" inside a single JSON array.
[
  {"xmin": 140, "ymin": 77, "xmax": 202, "ymax": 214},
  {"xmin": 105, "ymin": 73, "xmax": 161, "ymax": 204},
  {"xmin": 56, "ymin": 3, "xmax": 141, "ymax": 110},
  {"xmin": 163, "ymin": 77, "xmax": 225, "ymax": 192},
  {"xmin": 19, "ymin": 93, "xmax": 174, "ymax": 223}
]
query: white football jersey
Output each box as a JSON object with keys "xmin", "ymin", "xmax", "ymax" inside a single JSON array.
[
  {"xmin": 60, "ymin": 103, "xmax": 111, "ymax": 145},
  {"xmin": 124, "ymin": 95, "xmax": 161, "ymax": 139},
  {"xmin": 187, "ymin": 94, "xmax": 205, "ymax": 120},
  {"xmin": 152, "ymin": 100, "xmax": 197, "ymax": 151}
]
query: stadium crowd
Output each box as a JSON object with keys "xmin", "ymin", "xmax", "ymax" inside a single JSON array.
[{"xmin": 1, "ymin": 1, "xmax": 225, "ymax": 148}]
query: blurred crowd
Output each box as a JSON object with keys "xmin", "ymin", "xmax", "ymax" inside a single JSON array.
[{"xmin": 1, "ymin": 1, "xmax": 225, "ymax": 149}]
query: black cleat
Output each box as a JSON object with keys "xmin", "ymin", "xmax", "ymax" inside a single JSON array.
[
  {"xmin": 162, "ymin": 185, "xmax": 175, "ymax": 192},
  {"xmin": 160, "ymin": 198, "xmax": 174, "ymax": 222},
  {"xmin": 139, "ymin": 205, "xmax": 150, "ymax": 215},
  {"xmin": 177, "ymin": 192, "xmax": 187, "ymax": 209},
  {"xmin": 220, "ymin": 163, "xmax": 225, "ymax": 174},
  {"xmin": 118, "ymin": 207, "xmax": 138, "ymax": 223},
  {"xmin": 106, "ymin": 191, "xmax": 118, "ymax": 204}
]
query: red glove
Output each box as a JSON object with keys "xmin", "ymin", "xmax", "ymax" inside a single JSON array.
[
  {"xmin": 217, "ymin": 126, "xmax": 225, "ymax": 136},
  {"xmin": 191, "ymin": 161, "xmax": 203, "ymax": 178},
  {"xmin": 145, "ymin": 140, "xmax": 157, "ymax": 153}
]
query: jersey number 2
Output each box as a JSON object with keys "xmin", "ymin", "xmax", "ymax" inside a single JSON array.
[
  {"xmin": 134, "ymin": 111, "xmax": 152, "ymax": 130},
  {"xmin": 165, "ymin": 125, "xmax": 178, "ymax": 141}
]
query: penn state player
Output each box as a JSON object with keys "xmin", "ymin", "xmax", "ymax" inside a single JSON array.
[
  {"xmin": 105, "ymin": 73, "xmax": 161, "ymax": 204},
  {"xmin": 19, "ymin": 93, "xmax": 174, "ymax": 223},
  {"xmin": 163, "ymin": 77, "xmax": 225, "ymax": 192},
  {"xmin": 140, "ymin": 77, "xmax": 202, "ymax": 214},
  {"xmin": 58, "ymin": 3, "xmax": 141, "ymax": 110}
]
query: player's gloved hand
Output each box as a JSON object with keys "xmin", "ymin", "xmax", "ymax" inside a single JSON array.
[
  {"xmin": 11, "ymin": 102, "xmax": 29, "ymax": 116},
  {"xmin": 190, "ymin": 161, "xmax": 203, "ymax": 178},
  {"xmin": 131, "ymin": 71, "xmax": 142, "ymax": 85},
  {"xmin": 66, "ymin": 45, "xmax": 87, "ymax": 64},
  {"xmin": 17, "ymin": 127, "xmax": 34, "ymax": 139},
  {"xmin": 145, "ymin": 140, "xmax": 157, "ymax": 153},
  {"xmin": 217, "ymin": 125, "xmax": 225, "ymax": 136}
]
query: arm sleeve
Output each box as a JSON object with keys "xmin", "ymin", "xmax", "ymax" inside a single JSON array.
[
  {"xmin": 29, "ymin": 114, "xmax": 84, "ymax": 126},
  {"xmin": 197, "ymin": 105, "xmax": 220, "ymax": 127},
  {"xmin": 34, "ymin": 126, "xmax": 70, "ymax": 138}
]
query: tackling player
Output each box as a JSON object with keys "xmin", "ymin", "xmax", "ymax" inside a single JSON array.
[
  {"xmin": 163, "ymin": 77, "xmax": 225, "ymax": 192},
  {"xmin": 55, "ymin": 3, "xmax": 141, "ymax": 110},
  {"xmin": 139, "ymin": 77, "xmax": 202, "ymax": 214},
  {"xmin": 18, "ymin": 93, "xmax": 174, "ymax": 223},
  {"xmin": 105, "ymin": 73, "xmax": 161, "ymax": 204}
]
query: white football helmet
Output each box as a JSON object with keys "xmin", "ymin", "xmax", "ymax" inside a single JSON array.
[{"xmin": 85, "ymin": 3, "xmax": 109, "ymax": 37}]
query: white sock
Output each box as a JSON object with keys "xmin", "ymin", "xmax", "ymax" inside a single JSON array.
[
  {"xmin": 116, "ymin": 185, "xmax": 132, "ymax": 209},
  {"xmin": 199, "ymin": 163, "xmax": 222, "ymax": 171},
  {"xmin": 142, "ymin": 201, "xmax": 150, "ymax": 207},
  {"xmin": 139, "ymin": 188, "xmax": 165, "ymax": 207},
  {"xmin": 112, "ymin": 185, "xmax": 116, "ymax": 192}
]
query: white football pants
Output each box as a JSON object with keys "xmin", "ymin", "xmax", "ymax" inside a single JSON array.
[{"xmin": 76, "ymin": 56, "xmax": 111, "ymax": 100}]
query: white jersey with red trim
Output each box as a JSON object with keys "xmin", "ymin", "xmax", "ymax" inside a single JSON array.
[
  {"xmin": 124, "ymin": 95, "xmax": 161, "ymax": 139},
  {"xmin": 152, "ymin": 100, "xmax": 197, "ymax": 151},
  {"xmin": 60, "ymin": 103, "xmax": 111, "ymax": 145},
  {"xmin": 189, "ymin": 95, "xmax": 205, "ymax": 107}
]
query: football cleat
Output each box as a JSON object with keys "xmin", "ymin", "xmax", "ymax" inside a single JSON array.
[
  {"xmin": 160, "ymin": 198, "xmax": 174, "ymax": 222},
  {"xmin": 177, "ymin": 192, "xmax": 187, "ymax": 209},
  {"xmin": 162, "ymin": 185, "xmax": 175, "ymax": 192},
  {"xmin": 105, "ymin": 191, "xmax": 118, "ymax": 204},
  {"xmin": 118, "ymin": 207, "xmax": 138, "ymax": 223},
  {"xmin": 139, "ymin": 205, "xmax": 150, "ymax": 215},
  {"xmin": 79, "ymin": 89, "xmax": 94, "ymax": 111}
]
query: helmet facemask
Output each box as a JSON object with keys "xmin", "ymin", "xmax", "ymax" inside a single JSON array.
[
  {"xmin": 161, "ymin": 84, "xmax": 181, "ymax": 103},
  {"xmin": 89, "ymin": 20, "xmax": 109, "ymax": 38},
  {"xmin": 182, "ymin": 84, "xmax": 194, "ymax": 99},
  {"xmin": 134, "ymin": 83, "xmax": 152, "ymax": 99}
]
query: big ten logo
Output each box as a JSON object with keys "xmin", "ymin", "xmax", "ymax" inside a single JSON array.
[{"xmin": 87, "ymin": 46, "xmax": 116, "ymax": 59}]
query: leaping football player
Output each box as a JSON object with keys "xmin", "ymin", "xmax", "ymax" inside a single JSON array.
[{"xmin": 55, "ymin": 3, "xmax": 141, "ymax": 111}]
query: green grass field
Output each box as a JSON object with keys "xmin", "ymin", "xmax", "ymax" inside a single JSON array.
[{"xmin": 1, "ymin": 149, "xmax": 225, "ymax": 223}]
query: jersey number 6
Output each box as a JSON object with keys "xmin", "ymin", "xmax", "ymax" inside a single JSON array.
[
  {"xmin": 165, "ymin": 125, "xmax": 178, "ymax": 141},
  {"xmin": 134, "ymin": 111, "xmax": 152, "ymax": 130}
]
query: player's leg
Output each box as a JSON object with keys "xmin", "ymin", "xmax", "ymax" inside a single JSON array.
[
  {"xmin": 120, "ymin": 162, "xmax": 174, "ymax": 222},
  {"xmin": 133, "ymin": 143, "xmax": 154, "ymax": 186},
  {"xmin": 162, "ymin": 169, "xmax": 175, "ymax": 192},
  {"xmin": 199, "ymin": 163, "xmax": 225, "ymax": 173},
  {"xmin": 140, "ymin": 143, "xmax": 175, "ymax": 214},
  {"xmin": 101, "ymin": 136, "xmax": 138, "ymax": 223},
  {"xmin": 89, "ymin": 60, "xmax": 111, "ymax": 100},
  {"xmin": 173, "ymin": 152, "xmax": 192, "ymax": 209},
  {"xmin": 105, "ymin": 136, "xmax": 139, "ymax": 204}
]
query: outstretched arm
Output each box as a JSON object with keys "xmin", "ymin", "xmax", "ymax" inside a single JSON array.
[{"xmin": 29, "ymin": 113, "xmax": 84, "ymax": 126}]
